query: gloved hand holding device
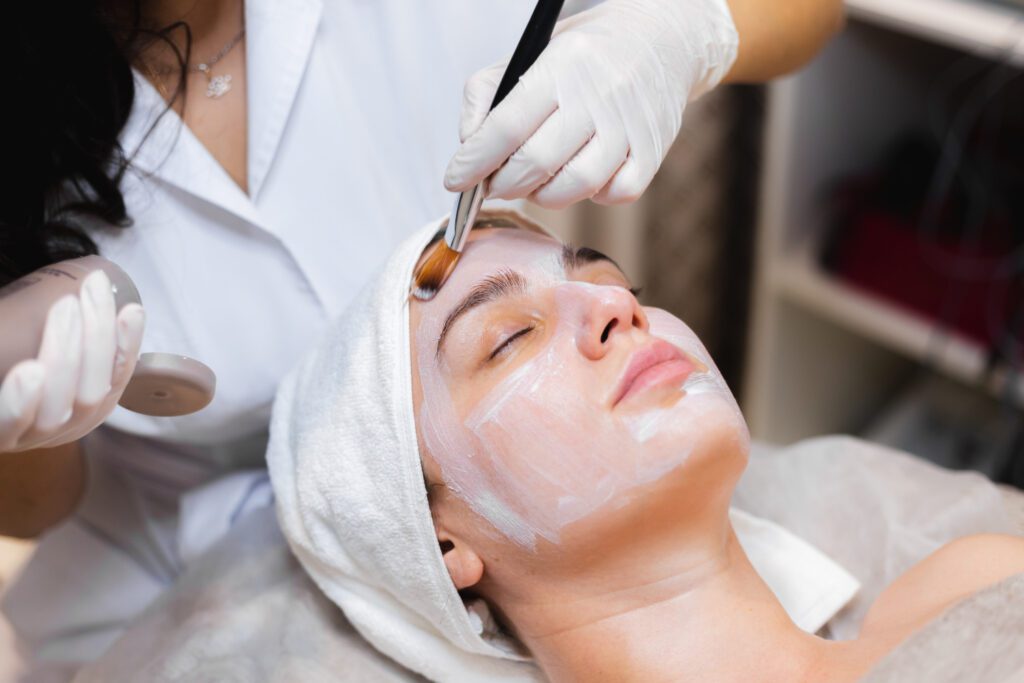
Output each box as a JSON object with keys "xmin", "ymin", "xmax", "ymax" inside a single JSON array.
[
  {"xmin": 0, "ymin": 270, "xmax": 145, "ymax": 453},
  {"xmin": 444, "ymin": 0, "xmax": 739, "ymax": 208}
]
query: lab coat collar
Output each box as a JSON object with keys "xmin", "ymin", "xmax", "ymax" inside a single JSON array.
[
  {"xmin": 119, "ymin": 0, "xmax": 323, "ymax": 228},
  {"xmin": 246, "ymin": 0, "xmax": 323, "ymax": 199},
  {"xmin": 122, "ymin": 74, "xmax": 264, "ymax": 229}
]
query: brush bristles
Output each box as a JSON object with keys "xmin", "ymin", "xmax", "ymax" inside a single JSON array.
[{"xmin": 410, "ymin": 242, "xmax": 462, "ymax": 301}]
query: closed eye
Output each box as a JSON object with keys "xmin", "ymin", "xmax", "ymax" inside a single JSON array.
[{"xmin": 488, "ymin": 326, "xmax": 535, "ymax": 361}]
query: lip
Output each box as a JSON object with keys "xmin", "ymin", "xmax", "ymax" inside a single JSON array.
[{"xmin": 611, "ymin": 339, "xmax": 695, "ymax": 408}]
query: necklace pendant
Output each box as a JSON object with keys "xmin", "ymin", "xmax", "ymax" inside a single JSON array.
[{"xmin": 205, "ymin": 74, "xmax": 232, "ymax": 98}]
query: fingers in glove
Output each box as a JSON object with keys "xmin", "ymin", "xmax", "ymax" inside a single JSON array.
[
  {"xmin": 35, "ymin": 304, "xmax": 146, "ymax": 450},
  {"xmin": 36, "ymin": 389, "xmax": 114, "ymax": 449},
  {"xmin": 35, "ymin": 296, "xmax": 83, "ymax": 432},
  {"xmin": 29, "ymin": 303, "xmax": 145, "ymax": 450},
  {"xmin": 532, "ymin": 130, "xmax": 629, "ymax": 209},
  {"xmin": 591, "ymin": 103, "xmax": 663, "ymax": 205},
  {"xmin": 111, "ymin": 304, "xmax": 146, "ymax": 392},
  {"xmin": 0, "ymin": 361, "xmax": 46, "ymax": 452},
  {"xmin": 591, "ymin": 153, "xmax": 658, "ymax": 205},
  {"xmin": 444, "ymin": 69, "xmax": 558, "ymax": 192},
  {"xmin": 77, "ymin": 270, "xmax": 116, "ymax": 406},
  {"xmin": 458, "ymin": 61, "xmax": 507, "ymax": 143},
  {"xmin": 488, "ymin": 107, "xmax": 596, "ymax": 200}
]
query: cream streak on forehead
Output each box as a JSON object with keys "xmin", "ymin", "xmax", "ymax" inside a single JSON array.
[
  {"xmin": 445, "ymin": 229, "xmax": 559, "ymax": 280},
  {"xmin": 413, "ymin": 235, "xmax": 745, "ymax": 550},
  {"xmin": 420, "ymin": 231, "xmax": 566, "ymax": 326}
]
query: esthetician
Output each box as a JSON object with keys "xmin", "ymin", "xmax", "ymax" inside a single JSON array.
[{"xmin": 1, "ymin": 0, "xmax": 843, "ymax": 675}]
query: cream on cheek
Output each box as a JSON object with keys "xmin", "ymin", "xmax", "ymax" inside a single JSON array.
[{"xmin": 416, "ymin": 272, "xmax": 747, "ymax": 552}]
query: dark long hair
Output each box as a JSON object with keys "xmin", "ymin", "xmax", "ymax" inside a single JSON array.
[{"xmin": 1, "ymin": 2, "xmax": 189, "ymax": 286}]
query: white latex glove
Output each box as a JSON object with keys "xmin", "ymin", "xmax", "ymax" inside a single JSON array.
[
  {"xmin": 444, "ymin": 0, "xmax": 739, "ymax": 209},
  {"xmin": 0, "ymin": 270, "xmax": 145, "ymax": 453}
]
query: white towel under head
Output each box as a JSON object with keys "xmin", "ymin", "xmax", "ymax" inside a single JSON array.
[{"xmin": 266, "ymin": 210, "xmax": 858, "ymax": 682}]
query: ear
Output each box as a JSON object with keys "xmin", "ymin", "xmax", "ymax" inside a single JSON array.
[{"xmin": 437, "ymin": 529, "xmax": 484, "ymax": 590}]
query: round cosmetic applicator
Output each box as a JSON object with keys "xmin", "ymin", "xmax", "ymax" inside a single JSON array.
[{"xmin": 0, "ymin": 255, "xmax": 216, "ymax": 417}]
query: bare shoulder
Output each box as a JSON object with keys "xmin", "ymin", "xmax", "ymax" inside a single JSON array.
[{"xmin": 862, "ymin": 533, "xmax": 1024, "ymax": 637}]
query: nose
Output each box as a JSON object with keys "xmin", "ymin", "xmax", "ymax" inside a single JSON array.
[{"xmin": 559, "ymin": 283, "xmax": 648, "ymax": 360}]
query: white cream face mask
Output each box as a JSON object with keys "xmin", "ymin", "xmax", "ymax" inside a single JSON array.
[{"xmin": 415, "ymin": 230, "xmax": 748, "ymax": 550}]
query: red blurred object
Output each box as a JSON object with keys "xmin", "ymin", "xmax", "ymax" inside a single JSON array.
[{"xmin": 831, "ymin": 211, "xmax": 1015, "ymax": 347}]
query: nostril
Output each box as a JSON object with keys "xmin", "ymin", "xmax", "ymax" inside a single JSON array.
[{"xmin": 600, "ymin": 319, "xmax": 618, "ymax": 344}]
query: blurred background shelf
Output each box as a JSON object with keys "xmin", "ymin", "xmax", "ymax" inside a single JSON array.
[
  {"xmin": 774, "ymin": 245, "xmax": 1024, "ymax": 410},
  {"xmin": 742, "ymin": 1, "xmax": 1024, "ymax": 451},
  {"xmin": 848, "ymin": 0, "xmax": 1024, "ymax": 65}
]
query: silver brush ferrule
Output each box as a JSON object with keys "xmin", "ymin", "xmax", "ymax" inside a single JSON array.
[{"xmin": 444, "ymin": 182, "xmax": 486, "ymax": 253}]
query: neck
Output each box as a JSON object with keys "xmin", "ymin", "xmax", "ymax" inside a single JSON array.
[
  {"xmin": 502, "ymin": 525, "xmax": 849, "ymax": 683},
  {"xmin": 104, "ymin": 0, "xmax": 243, "ymax": 56},
  {"xmin": 143, "ymin": 0, "xmax": 241, "ymax": 40}
]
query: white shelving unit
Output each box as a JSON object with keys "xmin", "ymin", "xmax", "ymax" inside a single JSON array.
[
  {"xmin": 742, "ymin": 0, "xmax": 1024, "ymax": 445},
  {"xmin": 774, "ymin": 243, "xmax": 1024, "ymax": 401}
]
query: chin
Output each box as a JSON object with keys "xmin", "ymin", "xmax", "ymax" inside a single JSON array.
[{"xmin": 622, "ymin": 368, "xmax": 750, "ymax": 478}]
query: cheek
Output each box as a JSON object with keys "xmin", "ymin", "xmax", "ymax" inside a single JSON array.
[
  {"xmin": 429, "ymin": 341, "xmax": 640, "ymax": 550},
  {"xmin": 470, "ymin": 350, "xmax": 626, "ymax": 506}
]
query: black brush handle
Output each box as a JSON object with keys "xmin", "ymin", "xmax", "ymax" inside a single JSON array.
[
  {"xmin": 442, "ymin": 0, "xmax": 564, "ymax": 255},
  {"xmin": 490, "ymin": 0, "xmax": 565, "ymax": 110}
]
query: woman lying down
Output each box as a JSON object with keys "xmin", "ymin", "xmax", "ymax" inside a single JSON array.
[{"xmin": 267, "ymin": 211, "xmax": 1024, "ymax": 683}]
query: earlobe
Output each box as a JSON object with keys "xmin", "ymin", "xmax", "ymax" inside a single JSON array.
[{"xmin": 438, "ymin": 531, "xmax": 484, "ymax": 590}]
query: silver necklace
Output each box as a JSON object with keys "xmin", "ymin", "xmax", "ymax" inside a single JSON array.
[{"xmin": 190, "ymin": 28, "xmax": 246, "ymax": 98}]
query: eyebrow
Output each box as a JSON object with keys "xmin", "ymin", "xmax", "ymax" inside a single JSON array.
[
  {"xmin": 436, "ymin": 269, "xmax": 527, "ymax": 358},
  {"xmin": 560, "ymin": 243, "xmax": 622, "ymax": 273},
  {"xmin": 433, "ymin": 245, "xmax": 625, "ymax": 358}
]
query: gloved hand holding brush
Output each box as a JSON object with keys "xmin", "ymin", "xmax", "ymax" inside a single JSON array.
[{"xmin": 443, "ymin": 0, "xmax": 739, "ymax": 209}]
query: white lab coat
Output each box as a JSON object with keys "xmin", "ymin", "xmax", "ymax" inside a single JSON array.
[{"xmin": 1, "ymin": 0, "xmax": 538, "ymax": 671}]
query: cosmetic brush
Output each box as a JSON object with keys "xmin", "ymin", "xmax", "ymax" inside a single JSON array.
[{"xmin": 411, "ymin": 0, "xmax": 565, "ymax": 301}]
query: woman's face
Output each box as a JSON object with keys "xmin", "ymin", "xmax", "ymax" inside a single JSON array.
[{"xmin": 410, "ymin": 228, "xmax": 749, "ymax": 559}]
